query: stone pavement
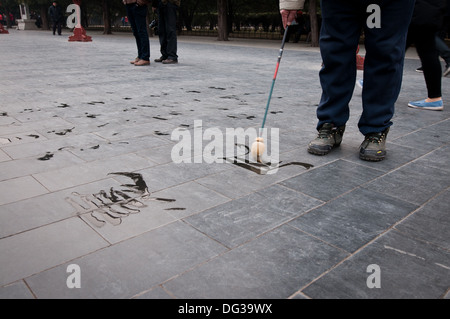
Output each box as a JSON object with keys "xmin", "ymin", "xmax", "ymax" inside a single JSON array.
[{"xmin": 0, "ymin": 29, "xmax": 449, "ymax": 299}]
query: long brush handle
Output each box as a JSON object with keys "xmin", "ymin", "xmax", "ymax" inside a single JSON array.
[{"xmin": 260, "ymin": 25, "xmax": 289, "ymax": 132}]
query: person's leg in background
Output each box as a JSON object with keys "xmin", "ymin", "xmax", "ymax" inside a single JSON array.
[
  {"xmin": 57, "ymin": 18, "xmax": 62, "ymax": 35},
  {"xmin": 435, "ymin": 35, "xmax": 450, "ymax": 76},
  {"xmin": 157, "ymin": 2, "xmax": 168, "ymax": 62},
  {"xmin": 407, "ymin": 25, "xmax": 443, "ymax": 110},
  {"xmin": 52, "ymin": 20, "xmax": 57, "ymax": 35},
  {"xmin": 126, "ymin": 4, "xmax": 150, "ymax": 65},
  {"xmin": 133, "ymin": 4, "xmax": 150, "ymax": 65},
  {"xmin": 126, "ymin": 4, "xmax": 142, "ymax": 62},
  {"xmin": 161, "ymin": 2, "xmax": 178, "ymax": 63}
]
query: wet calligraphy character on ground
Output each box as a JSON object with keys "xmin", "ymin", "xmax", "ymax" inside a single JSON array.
[{"xmin": 66, "ymin": 172, "xmax": 182, "ymax": 227}]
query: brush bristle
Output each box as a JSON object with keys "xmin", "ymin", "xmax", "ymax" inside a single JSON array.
[{"xmin": 251, "ymin": 137, "xmax": 265, "ymax": 161}]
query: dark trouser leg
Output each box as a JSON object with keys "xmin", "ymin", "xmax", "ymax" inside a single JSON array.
[
  {"xmin": 318, "ymin": 0, "xmax": 414, "ymax": 135},
  {"xmin": 157, "ymin": 4, "xmax": 167, "ymax": 59},
  {"xmin": 126, "ymin": 4, "xmax": 150, "ymax": 61},
  {"xmin": 317, "ymin": 0, "xmax": 362, "ymax": 130},
  {"xmin": 359, "ymin": 0, "xmax": 414, "ymax": 134},
  {"xmin": 158, "ymin": 2, "xmax": 178, "ymax": 60},
  {"xmin": 126, "ymin": 5, "xmax": 141, "ymax": 58},
  {"xmin": 435, "ymin": 35, "xmax": 450, "ymax": 67},
  {"xmin": 407, "ymin": 26, "xmax": 442, "ymax": 99}
]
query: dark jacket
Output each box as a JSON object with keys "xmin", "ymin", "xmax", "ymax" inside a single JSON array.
[
  {"xmin": 48, "ymin": 4, "xmax": 63, "ymax": 22},
  {"xmin": 411, "ymin": 0, "xmax": 446, "ymax": 29}
]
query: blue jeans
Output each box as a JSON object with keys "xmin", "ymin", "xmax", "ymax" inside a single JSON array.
[
  {"xmin": 317, "ymin": 0, "xmax": 415, "ymax": 135},
  {"xmin": 126, "ymin": 4, "xmax": 150, "ymax": 61}
]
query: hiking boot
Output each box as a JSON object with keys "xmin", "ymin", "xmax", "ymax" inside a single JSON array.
[
  {"xmin": 308, "ymin": 123, "xmax": 345, "ymax": 156},
  {"xmin": 359, "ymin": 128, "xmax": 389, "ymax": 162}
]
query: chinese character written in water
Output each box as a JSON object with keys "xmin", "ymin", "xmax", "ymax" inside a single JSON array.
[{"xmin": 66, "ymin": 172, "xmax": 182, "ymax": 228}]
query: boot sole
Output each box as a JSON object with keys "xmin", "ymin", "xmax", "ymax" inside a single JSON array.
[
  {"xmin": 307, "ymin": 143, "xmax": 340, "ymax": 156},
  {"xmin": 307, "ymin": 148, "xmax": 330, "ymax": 156},
  {"xmin": 359, "ymin": 150, "xmax": 386, "ymax": 162}
]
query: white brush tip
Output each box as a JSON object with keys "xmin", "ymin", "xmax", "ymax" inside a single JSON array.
[{"xmin": 251, "ymin": 137, "xmax": 265, "ymax": 161}]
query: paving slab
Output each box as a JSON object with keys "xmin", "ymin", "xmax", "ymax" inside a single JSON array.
[
  {"xmin": 185, "ymin": 184, "xmax": 323, "ymax": 249},
  {"xmin": 1, "ymin": 132, "xmax": 106, "ymax": 160},
  {"xmin": 394, "ymin": 189, "xmax": 450, "ymax": 251},
  {"xmin": 0, "ymin": 29, "xmax": 449, "ymax": 299},
  {"xmin": 0, "ymin": 281, "xmax": 34, "ymax": 299},
  {"xmin": 0, "ymin": 178, "xmax": 121, "ymax": 238},
  {"xmin": 0, "ymin": 217, "xmax": 109, "ymax": 287},
  {"xmin": 364, "ymin": 162, "xmax": 450, "ymax": 206},
  {"xmin": 280, "ymin": 159, "xmax": 385, "ymax": 202},
  {"xmin": 414, "ymin": 144, "xmax": 450, "ymax": 173},
  {"xmin": 302, "ymin": 230, "xmax": 450, "ymax": 299},
  {"xmin": 163, "ymin": 224, "xmax": 348, "ymax": 299},
  {"xmin": 32, "ymin": 153, "xmax": 154, "ymax": 191},
  {"xmin": 288, "ymin": 187, "xmax": 418, "ymax": 253},
  {"xmin": 0, "ymin": 176, "xmax": 49, "ymax": 206},
  {"xmin": 0, "ymin": 149, "xmax": 85, "ymax": 180},
  {"xmin": 25, "ymin": 221, "xmax": 227, "ymax": 299},
  {"xmin": 0, "ymin": 150, "xmax": 10, "ymax": 162}
]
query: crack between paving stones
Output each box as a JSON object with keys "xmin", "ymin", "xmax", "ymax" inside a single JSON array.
[{"xmin": 289, "ymin": 185, "xmax": 450, "ymax": 298}]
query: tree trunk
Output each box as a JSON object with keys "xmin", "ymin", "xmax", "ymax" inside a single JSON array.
[
  {"xmin": 217, "ymin": 0, "xmax": 228, "ymax": 41},
  {"xmin": 309, "ymin": 0, "xmax": 319, "ymax": 47},
  {"xmin": 102, "ymin": 0, "xmax": 112, "ymax": 34},
  {"xmin": 40, "ymin": 5, "xmax": 49, "ymax": 30},
  {"xmin": 180, "ymin": 0, "xmax": 200, "ymax": 32}
]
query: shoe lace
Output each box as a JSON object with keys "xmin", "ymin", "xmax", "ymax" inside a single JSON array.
[
  {"xmin": 317, "ymin": 126, "xmax": 334, "ymax": 139},
  {"xmin": 366, "ymin": 132, "xmax": 385, "ymax": 144}
]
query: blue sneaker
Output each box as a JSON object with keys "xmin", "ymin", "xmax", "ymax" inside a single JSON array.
[{"xmin": 408, "ymin": 99, "xmax": 443, "ymax": 111}]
